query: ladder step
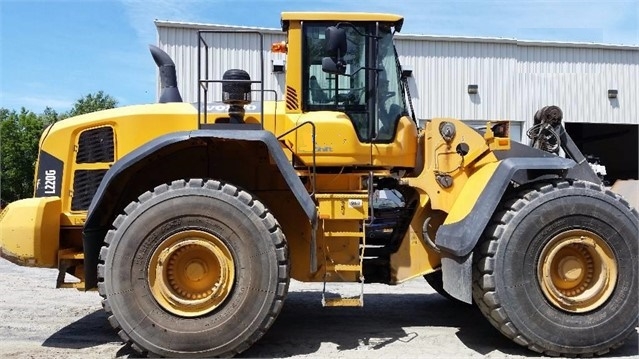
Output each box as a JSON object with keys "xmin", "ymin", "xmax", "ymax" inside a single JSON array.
[
  {"xmin": 362, "ymin": 246, "xmax": 391, "ymax": 257},
  {"xmin": 319, "ymin": 213, "xmax": 367, "ymax": 308},
  {"xmin": 326, "ymin": 264, "xmax": 361, "ymax": 272},
  {"xmin": 322, "ymin": 297, "xmax": 363, "ymax": 307},
  {"xmin": 58, "ymin": 282, "xmax": 85, "ymax": 290},
  {"xmin": 58, "ymin": 249, "xmax": 84, "ymax": 260},
  {"xmin": 324, "ymin": 231, "xmax": 364, "ymax": 238},
  {"xmin": 315, "ymin": 193, "xmax": 368, "ymax": 199}
]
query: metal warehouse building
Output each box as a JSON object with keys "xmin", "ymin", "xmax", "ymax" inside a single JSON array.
[{"xmin": 156, "ymin": 20, "xmax": 639, "ymax": 182}]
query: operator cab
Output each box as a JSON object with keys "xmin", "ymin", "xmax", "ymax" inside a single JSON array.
[
  {"xmin": 302, "ymin": 18, "xmax": 410, "ymax": 143},
  {"xmin": 280, "ymin": 13, "xmax": 417, "ymax": 168}
]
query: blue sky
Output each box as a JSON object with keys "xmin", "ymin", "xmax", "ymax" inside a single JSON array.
[{"xmin": 1, "ymin": 0, "xmax": 637, "ymax": 113}]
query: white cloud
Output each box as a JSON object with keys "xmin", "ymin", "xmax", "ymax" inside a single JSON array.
[
  {"xmin": 118, "ymin": 0, "xmax": 638, "ymax": 45},
  {"xmin": 119, "ymin": 0, "xmax": 201, "ymax": 43}
]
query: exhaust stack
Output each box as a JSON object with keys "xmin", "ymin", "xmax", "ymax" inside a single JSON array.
[{"xmin": 149, "ymin": 45, "xmax": 183, "ymax": 103}]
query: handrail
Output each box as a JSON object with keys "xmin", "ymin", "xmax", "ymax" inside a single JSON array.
[
  {"xmin": 197, "ymin": 30, "xmax": 265, "ymax": 128},
  {"xmin": 277, "ymin": 121, "xmax": 317, "ymax": 196}
]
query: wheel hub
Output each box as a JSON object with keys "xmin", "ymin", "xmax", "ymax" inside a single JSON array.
[
  {"xmin": 538, "ymin": 229, "xmax": 617, "ymax": 313},
  {"xmin": 148, "ymin": 230, "xmax": 235, "ymax": 317},
  {"xmin": 185, "ymin": 260, "xmax": 206, "ymax": 282},
  {"xmin": 557, "ymin": 256, "xmax": 584, "ymax": 282}
]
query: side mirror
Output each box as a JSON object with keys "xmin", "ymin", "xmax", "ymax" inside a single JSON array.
[
  {"xmin": 325, "ymin": 26, "xmax": 347, "ymax": 56},
  {"xmin": 322, "ymin": 57, "xmax": 346, "ymax": 75},
  {"xmin": 323, "ymin": 26, "xmax": 347, "ymax": 75}
]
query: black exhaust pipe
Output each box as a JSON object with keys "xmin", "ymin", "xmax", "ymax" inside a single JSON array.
[{"xmin": 149, "ymin": 45, "xmax": 183, "ymax": 103}]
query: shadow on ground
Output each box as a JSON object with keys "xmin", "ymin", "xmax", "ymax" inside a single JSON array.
[
  {"xmin": 42, "ymin": 310, "xmax": 138, "ymax": 357},
  {"xmin": 240, "ymin": 291, "xmax": 531, "ymax": 357},
  {"xmin": 41, "ymin": 291, "xmax": 639, "ymax": 358},
  {"xmin": 241, "ymin": 291, "xmax": 638, "ymax": 358}
]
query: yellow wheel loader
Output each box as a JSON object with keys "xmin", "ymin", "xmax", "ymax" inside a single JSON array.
[{"xmin": 1, "ymin": 12, "xmax": 637, "ymax": 358}]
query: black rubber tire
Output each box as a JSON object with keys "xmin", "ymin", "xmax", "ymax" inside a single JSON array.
[
  {"xmin": 473, "ymin": 180, "xmax": 638, "ymax": 356},
  {"xmin": 97, "ymin": 179, "xmax": 289, "ymax": 357}
]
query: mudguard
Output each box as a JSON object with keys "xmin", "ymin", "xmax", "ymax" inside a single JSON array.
[{"xmin": 82, "ymin": 129, "xmax": 317, "ymax": 289}]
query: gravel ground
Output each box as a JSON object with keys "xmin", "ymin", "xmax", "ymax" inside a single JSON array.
[{"xmin": 0, "ymin": 257, "xmax": 636, "ymax": 358}]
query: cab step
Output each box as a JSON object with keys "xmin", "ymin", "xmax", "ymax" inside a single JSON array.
[
  {"xmin": 322, "ymin": 296, "xmax": 363, "ymax": 307},
  {"xmin": 325, "ymin": 263, "xmax": 361, "ymax": 272},
  {"xmin": 321, "ymin": 278, "xmax": 365, "ymax": 307}
]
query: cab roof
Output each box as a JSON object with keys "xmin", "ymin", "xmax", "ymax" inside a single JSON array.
[{"xmin": 281, "ymin": 12, "xmax": 404, "ymax": 32}]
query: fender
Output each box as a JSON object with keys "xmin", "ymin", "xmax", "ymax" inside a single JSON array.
[
  {"xmin": 436, "ymin": 156, "xmax": 575, "ymax": 257},
  {"xmin": 436, "ymin": 141, "xmax": 600, "ymax": 257},
  {"xmin": 435, "ymin": 140, "xmax": 601, "ymax": 303},
  {"xmin": 82, "ymin": 129, "xmax": 317, "ymax": 289}
]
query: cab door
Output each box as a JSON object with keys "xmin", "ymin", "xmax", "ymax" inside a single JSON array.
[{"xmin": 299, "ymin": 21, "xmax": 417, "ymax": 168}]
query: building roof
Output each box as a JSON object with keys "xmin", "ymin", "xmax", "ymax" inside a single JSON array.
[
  {"xmin": 156, "ymin": 20, "xmax": 283, "ymax": 35},
  {"xmin": 154, "ymin": 20, "xmax": 639, "ymax": 51}
]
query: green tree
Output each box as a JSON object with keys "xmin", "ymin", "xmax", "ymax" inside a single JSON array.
[
  {"xmin": 40, "ymin": 106, "xmax": 62, "ymax": 124},
  {"xmin": 0, "ymin": 91, "xmax": 118, "ymax": 202},
  {"xmin": 0, "ymin": 108, "xmax": 49, "ymax": 201},
  {"xmin": 67, "ymin": 90, "xmax": 117, "ymax": 117}
]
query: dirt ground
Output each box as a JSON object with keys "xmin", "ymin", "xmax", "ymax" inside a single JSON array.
[{"xmin": 0, "ymin": 257, "xmax": 636, "ymax": 358}]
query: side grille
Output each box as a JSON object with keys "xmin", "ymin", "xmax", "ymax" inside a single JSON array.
[
  {"xmin": 77, "ymin": 127, "xmax": 114, "ymax": 163},
  {"xmin": 71, "ymin": 170, "xmax": 107, "ymax": 211}
]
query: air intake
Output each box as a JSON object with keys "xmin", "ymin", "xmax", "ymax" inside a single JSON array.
[{"xmin": 222, "ymin": 69, "xmax": 252, "ymax": 123}]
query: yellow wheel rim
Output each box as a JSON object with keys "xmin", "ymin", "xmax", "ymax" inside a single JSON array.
[
  {"xmin": 148, "ymin": 230, "xmax": 235, "ymax": 317},
  {"xmin": 537, "ymin": 229, "xmax": 617, "ymax": 313}
]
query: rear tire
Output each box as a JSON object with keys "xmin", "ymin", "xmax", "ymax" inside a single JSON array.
[
  {"xmin": 97, "ymin": 179, "xmax": 289, "ymax": 357},
  {"xmin": 473, "ymin": 180, "xmax": 638, "ymax": 356}
]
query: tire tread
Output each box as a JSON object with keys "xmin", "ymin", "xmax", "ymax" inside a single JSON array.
[
  {"xmin": 473, "ymin": 180, "xmax": 635, "ymax": 357},
  {"xmin": 97, "ymin": 178, "xmax": 289, "ymax": 357}
]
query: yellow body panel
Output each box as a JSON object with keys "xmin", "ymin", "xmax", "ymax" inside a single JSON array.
[
  {"xmin": 406, "ymin": 118, "xmax": 501, "ymax": 213},
  {"xmin": 390, "ymin": 119, "xmax": 508, "ymax": 281},
  {"xmin": 372, "ymin": 116, "xmax": 419, "ymax": 167},
  {"xmin": 314, "ymin": 173, "xmax": 366, "ymax": 192},
  {"xmin": 37, "ymin": 103, "xmax": 199, "ymax": 217},
  {"xmin": 390, "ymin": 193, "xmax": 442, "ymax": 282},
  {"xmin": 282, "ymin": 19, "xmax": 303, "ymax": 114},
  {"xmin": 291, "ymin": 112, "xmax": 418, "ymax": 167},
  {"xmin": 444, "ymin": 161, "xmax": 500, "ymax": 225},
  {"xmin": 317, "ymin": 193, "xmax": 367, "ymax": 220},
  {"xmin": 0, "ymin": 197, "xmax": 61, "ymax": 267}
]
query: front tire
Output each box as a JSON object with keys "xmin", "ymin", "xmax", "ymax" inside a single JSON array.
[
  {"xmin": 473, "ymin": 180, "xmax": 638, "ymax": 356},
  {"xmin": 98, "ymin": 179, "xmax": 289, "ymax": 357}
]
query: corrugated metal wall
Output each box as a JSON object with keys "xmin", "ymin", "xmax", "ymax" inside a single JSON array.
[
  {"xmin": 515, "ymin": 46, "xmax": 638, "ymax": 127},
  {"xmin": 396, "ymin": 39, "xmax": 639, "ymax": 133},
  {"xmin": 396, "ymin": 39, "xmax": 517, "ymax": 122},
  {"xmin": 157, "ymin": 22, "xmax": 638, "ymax": 135},
  {"xmin": 158, "ymin": 25, "xmax": 287, "ymax": 105}
]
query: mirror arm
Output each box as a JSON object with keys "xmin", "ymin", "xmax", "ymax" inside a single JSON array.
[{"xmin": 350, "ymin": 66, "xmax": 382, "ymax": 77}]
